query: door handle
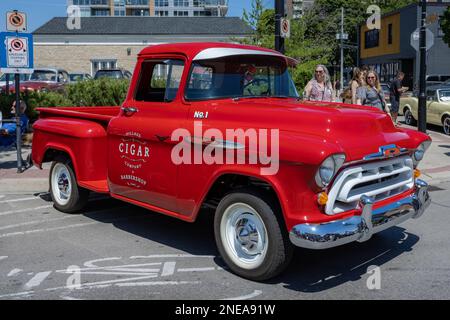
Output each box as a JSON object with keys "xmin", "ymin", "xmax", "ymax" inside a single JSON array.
[
  {"xmin": 155, "ymin": 135, "xmax": 170, "ymax": 142},
  {"xmin": 121, "ymin": 106, "xmax": 138, "ymax": 115}
]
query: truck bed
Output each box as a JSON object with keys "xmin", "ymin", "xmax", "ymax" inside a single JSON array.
[{"xmin": 36, "ymin": 106, "xmax": 121, "ymax": 123}]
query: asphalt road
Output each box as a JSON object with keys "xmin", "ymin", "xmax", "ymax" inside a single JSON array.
[{"xmin": 0, "ymin": 180, "xmax": 449, "ymax": 300}]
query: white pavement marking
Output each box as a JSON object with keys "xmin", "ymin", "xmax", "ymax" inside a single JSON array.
[
  {"xmin": 0, "ymin": 195, "xmax": 5, "ymax": 199},
  {"xmin": 222, "ymin": 290, "xmax": 263, "ymax": 300},
  {"xmin": 177, "ymin": 267, "xmax": 216, "ymax": 272},
  {"xmin": 0, "ymin": 256, "xmax": 8, "ymax": 261},
  {"xmin": 0, "ymin": 215, "xmax": 77, "ymax": 231},
  {"xmin": 0, "ymin": 221, "xmax": 98, "ymax": 238},
  {"xmin": 130, "ymin": 254, "xmax": 216, "ymax": 259},
  {"xmin": 0, "ymin": 196, "xmax": 38, "ymax": 204},
  {"xmin": 0, "ymin": 205, "xmax": 53, "ymax": 217},
  {"xmin": 24, "ymin": 271, "xmax": 52, "ymax": 289},
  {"xmin": 0, "ymin": 291, "xmax": 34, "ymax": 299},
  {"xmin": 7, "ymin": 268, "xmax": 22, "ymax": 277},
  {"xmin": 45, "ymin": 275, "xmax": 160, "ymax": 291},
  {"xmin": 84, "ymin": 257, "xmax": 122, "ymax": 268},
  {"xmin": 116, "ymin": 281, "xmax": 201, "ymax": 287},
  {"xmin": 161, "ymin": 261, "xmax": 176, "ymax": 276},
  {"xmin": 56, "ymin": 262, "xmax": 162, "ymax": 273}
]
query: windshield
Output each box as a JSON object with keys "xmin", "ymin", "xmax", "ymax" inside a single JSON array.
[
  {"xmin": 30, "ymin": 70, "xmax": 57, "ymax": 81},
  {"xmin": 185, "ymin": 55, "xmax": 299, "ymax": 101},
  {"xmin": 439, "ymin": 90, "xmax": 450, "ymax": 102},
  {"xmin": 95, "ymin": 70, "xmax": 123, "ymax": 79}
]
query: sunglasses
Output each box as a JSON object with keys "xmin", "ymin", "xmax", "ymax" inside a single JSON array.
[
  {"xmin": 367, "ymin": 76, "xmax": 376, "ymax": 79},
  {"xmin": 315, "ymin": 70, "xmax": 324, "ymax": 74}
]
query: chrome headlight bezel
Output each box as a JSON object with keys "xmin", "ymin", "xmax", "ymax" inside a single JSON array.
[
  {"xmin": 315, "ymin": 154, "xmax": 346, "ymax": 189},
  {"xmin": 413, "ymin": 140, "xmax": 431, "ymax": 168}
]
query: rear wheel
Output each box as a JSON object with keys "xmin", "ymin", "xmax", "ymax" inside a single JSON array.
[
  {"xmin": 443, "ymin": 116, "xmax": 450, "ymax": 136},
  {"xmin": 214, "ymin": 189, "xmax": 293, "ymax": 281},
  {"xmin": 404, "ymin": 108, "xmax": 416, "ymax": 126},
  {"xmin": 49, "ymin": 157, "xmax": 89, "ymax": 213}
]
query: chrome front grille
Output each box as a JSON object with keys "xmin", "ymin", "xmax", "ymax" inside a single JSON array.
[{"xmin": 325, "ymin": 156, "xmax": 414, "ymax": 215}]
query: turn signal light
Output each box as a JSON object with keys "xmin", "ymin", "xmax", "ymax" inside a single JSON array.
[
  {"xmin": 414, "ymin": 169, "xmax": 421, "ymax": 179},
  {"xmin": 317, "ymin": 192, "xmax": 328, "ymax": 206}
]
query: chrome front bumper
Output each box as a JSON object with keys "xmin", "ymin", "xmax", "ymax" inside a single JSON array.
[{"xmin": 289, "ymin": 179, "xmax": 431, "ymax": 250}]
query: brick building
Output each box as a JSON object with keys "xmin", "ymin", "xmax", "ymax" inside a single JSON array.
[{"xmin": 32, "ymin": 16, "xmax": 252, "ymax": 76}]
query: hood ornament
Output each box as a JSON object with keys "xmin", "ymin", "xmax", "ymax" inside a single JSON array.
[{"xmin": 364, "ymin": 144, "xmax": 408, "ymax": 160}]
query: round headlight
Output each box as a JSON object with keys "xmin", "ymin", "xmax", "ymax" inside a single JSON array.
[
  {"xmin": 315, "ymin": 154, "xmax": 346, "ymax": 188},
  {"xmin": 319, "ymin": 158, "xmax": 335, "ymax": 183},
  {"xmin": 414, "ymin": 148, "xmax": 425, "ymax": 162},
  {"xmin": 413, "ymin": 141, "xmax": 431, "ymax": 167}
]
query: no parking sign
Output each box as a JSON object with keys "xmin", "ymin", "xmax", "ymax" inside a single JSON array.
[{"xmin": 0, "ymin": 32, "xmax": 34, "ymax": 74}]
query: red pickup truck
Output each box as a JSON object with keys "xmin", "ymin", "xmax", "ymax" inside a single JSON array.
[{"xmin": 31, "ymin": 43, "xmax": 432, "ymax": 281}]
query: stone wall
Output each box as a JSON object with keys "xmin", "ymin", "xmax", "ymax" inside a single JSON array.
[{"xmin": 34, "ymin": 44, "xmax": 148, "ymax": 75}]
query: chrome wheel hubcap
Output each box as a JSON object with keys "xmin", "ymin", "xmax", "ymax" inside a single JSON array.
[
  {"xmin": 52, "ymin": 163, "xmax": 71, "ymax": 206},
  {"xmin": 405, "ymin": 110, "xmax": 412, "ymax": 124},
  {"xmin": 220, "ymin": 203, "xmax": 268, "ymax": 269}
]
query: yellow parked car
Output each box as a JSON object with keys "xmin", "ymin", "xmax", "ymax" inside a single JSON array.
[{"xmin": 400, "ymin": 87, "xmax": 450, "ymax": 135}]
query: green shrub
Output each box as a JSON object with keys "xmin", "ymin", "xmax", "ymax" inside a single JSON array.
[
  {"xmin": 1, "ymin": 79, "xmax": 130, "ymax": 121},
  {"xmin": 66, "ymin": 78, "xmax": 129, "ymax": 106}
]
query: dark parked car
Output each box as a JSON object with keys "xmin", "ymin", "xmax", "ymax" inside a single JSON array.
[
  {"xmin": 94, "ymin": 69, "xmax": 132, "ymax": 80},
  {"xmin": 69, "ymin": 73, "xmax": 92, "ymax": 82}
]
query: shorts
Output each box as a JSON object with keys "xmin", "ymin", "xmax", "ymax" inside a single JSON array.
[{"xmin": 390, "ymin": 96, "xmax": 400, "ymax": 113}]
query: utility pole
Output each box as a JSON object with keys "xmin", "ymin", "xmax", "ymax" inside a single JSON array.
[
  {"xmin": 418, "ymin": 0, "xmax": 427, "ymax": 133},
  {"xmin": 340, "ymin": 7, "xmax": 344, "ymax": 95},
  {"xmin": 275, "ymin": 0, "xmax": 285, "ymax": 54}
]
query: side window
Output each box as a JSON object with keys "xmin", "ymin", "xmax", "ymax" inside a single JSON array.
[{"xmin": 136, "ymin": 59, "xmax": 185, "ymax": 102}]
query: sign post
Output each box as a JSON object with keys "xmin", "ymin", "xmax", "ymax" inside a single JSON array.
[
  {"xmin": 1, "ymin": 10, "xmax": 33, "ymax": 173},
  {"xmin": 280, "ymin": 18, "xmax": 290, "ymax": 39}
]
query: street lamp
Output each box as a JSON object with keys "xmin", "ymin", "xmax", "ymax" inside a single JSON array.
[{"xmin": 418, "ymin": 0, "xmax": 427, "ymax": 133}]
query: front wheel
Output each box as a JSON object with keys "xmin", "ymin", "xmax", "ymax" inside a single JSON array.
[
  {"xmin": 404, "ymin": 108, "xmax": 416, "ymax": 126},
  {"xmin": 214, "ymin": 189, "xmax": 293, "ymax": 281},
  {"xmin": 443, "ymin": 116, "xmax": 450, "ymax": 136},
  {"xmin": 49, "ymin": 157, "xmax": 89, "ymax": 213}
]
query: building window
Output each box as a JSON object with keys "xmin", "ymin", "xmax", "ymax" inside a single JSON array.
[
  {"xmin": 129, "ymin": 9, "xmax": 149, "ymax": 15},
  {"xmin": 174, "ymin": 0, "xmax": 189, "ymax": 7},
  {"xmin": 174, "ymin": 10, "xmax": 189, "ymax": 16},
  {"xmin": 388, "ymin": 23, "xmax": 393, "ymax": 45},
  {"xmin": 365, "ymin": 29, "xmax": 379, "ymax": 49},
  {"xmin": 91, "ymin": 59, "xmax": 117, "ymax": 75},
  {"xmin": 155, "ymin": 10, "xmax": 169, "ymax": 16},
  {"xmin": 155, "ymin": 0, "xmax": 169, "ymax": 6},
  {"xmin": 194, "ymin": 11, "xmax": 207, "ymax": 16},
  {"xmin": 126, "ymin": 0, "xmax": 149, "ymax": 5},
  {"xmin": 91, "ymin": 8, "xmax": 110, "ymax": 16}
]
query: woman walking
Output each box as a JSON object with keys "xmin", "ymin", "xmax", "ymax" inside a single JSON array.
[
  {"xmin": 356, "ymin": 70, "xmax": 387, "ymax": 112},
  {"xmin": 303, "ymin": 65, "xmax": 335, "ymax": 102},
  {"xmin": 350, "ymin": 67, "xmax": 365, "ymax": 104}
]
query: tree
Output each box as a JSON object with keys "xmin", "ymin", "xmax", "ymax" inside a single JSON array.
[
  {"xmin": 442, "ymin": 6, "xmax": 450, "ymax": 47},
  {"xmin": 242, "ymin": 0, "xmax": 264, "ymax": 45}
]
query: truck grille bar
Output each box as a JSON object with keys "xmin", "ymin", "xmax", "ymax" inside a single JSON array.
[{"xmin": 325, "ymin": 156, "xmax": 415, "ymax": 215}]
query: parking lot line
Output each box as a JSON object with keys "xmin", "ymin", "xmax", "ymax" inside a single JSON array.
[
  {"xmin": 0, "ymin": 205, "xmax": 53, "ymax": 217},
  {"xmin": 0, "ymin": 215, "xmax": 77, "ymax": 231},
  {"xmin": 0, "ymin": 196, "xmax": 39, "ymax": 204},
  {"xmin": 25, "ymin": 271, "xmax": 52, "ymax": 289}
]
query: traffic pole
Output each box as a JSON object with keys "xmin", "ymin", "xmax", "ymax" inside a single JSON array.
[
  {"xmin": 275, "ymin": 0, "xmax": 285, "ymax": 54},
  {"xmin": 15, "ymin": 73, "xmax": 23, "ymax": 172},
  {"xmin": 5, "ymin": 74, "xmax": 10, "ymax": 95},
  {"xmin": 418, "ymin": 0, "xmax": 427, "ymax": 133},
  {"xmin": 340, "ymin": 7, "xmax": 344, "ymax": 96}
]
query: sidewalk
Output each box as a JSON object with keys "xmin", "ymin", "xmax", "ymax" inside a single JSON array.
[{"xmin": 1, "ymin": 127, "xmax": 449, "ymax": 194}]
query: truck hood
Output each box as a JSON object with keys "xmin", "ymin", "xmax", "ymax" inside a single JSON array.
[{"xmin": 211, "ymin": 98, "xmax": 430, "ymax": 163}]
